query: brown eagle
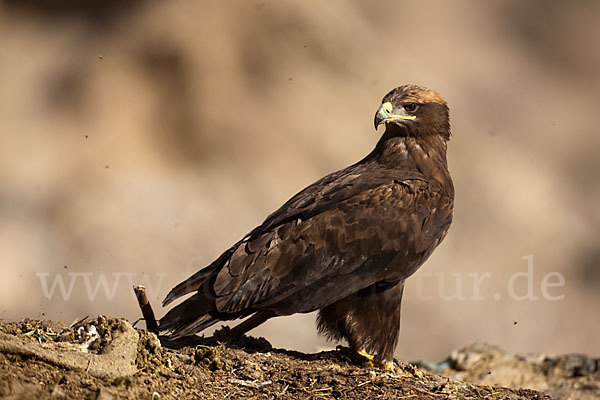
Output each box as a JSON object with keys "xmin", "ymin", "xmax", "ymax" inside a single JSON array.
[{"xmin": 159, "ymin": 85, "xmax": 454, "ymax": 368}]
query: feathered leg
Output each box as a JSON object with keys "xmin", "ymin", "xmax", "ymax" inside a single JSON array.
[{"xmin": 317, "ymin": 280, "xmax": 405, "ymax": 367}]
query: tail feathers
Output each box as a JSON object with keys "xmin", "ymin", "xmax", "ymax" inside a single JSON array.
[
  {"xmin": 159, "ymin": 292, "xmax": 217, "ymax": 338},
  {"xmin": 162, "ymin": 241, "xmax": 244, "ymax": 307},
  {"xmin": 163, "ymin": 314, "xmax": 218, "ymax": 339},
  {"xmin": 162, "ymin": 265, "xmax": 218, "ymax": 307}
]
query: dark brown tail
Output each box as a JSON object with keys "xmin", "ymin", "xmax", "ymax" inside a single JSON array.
[
  {"xmin": 162, "ymin": 241, "xmax": 243, "ymax": 307},
  {"xmin": 160, "ymin": 241, "xmax": 247, "ymax": 337},
  {"xmin": 159, "ymin": 291, "xmax": 218, "ymax": 338},
  {"xmin": 162, "ymin": 265, "xmax": 218, "ymax": 307}
]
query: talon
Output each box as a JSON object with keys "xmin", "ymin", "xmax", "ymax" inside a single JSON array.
[
  {"xmin": 357, "ymin": 349, "xmax": 374, "ymax": 360},
  {"xmin": 383, "ymin": 361, "xmax": 396, "ymax": 371}
]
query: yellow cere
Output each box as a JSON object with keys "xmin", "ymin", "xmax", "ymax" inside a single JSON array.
[
  {"xmin": 381, "ymin": 101, "xmax": 416, "ymax": 121},
  {"xmin": 382, "ymin": 102, "xmax": 394, "ymax": 113}
]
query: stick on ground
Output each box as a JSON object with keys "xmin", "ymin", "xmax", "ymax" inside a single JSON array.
[{"xmin": 133, "ymin": 285, "xmax": 159, "ymax": 334}]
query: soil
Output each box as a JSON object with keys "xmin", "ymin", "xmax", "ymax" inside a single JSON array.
[
  {"xmin": 424, "ymin": 343, "xmax": 600, "ymax": 400},
  {"xmin": 0, "ymin": 315, "xmax": 596, "ymax": 399}
]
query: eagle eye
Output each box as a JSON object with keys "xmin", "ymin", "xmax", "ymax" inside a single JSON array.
[{"xmin": 403, "ymin": 103, "xmax": 419, "ymax": 112}]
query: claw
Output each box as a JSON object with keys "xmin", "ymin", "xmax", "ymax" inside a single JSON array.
[
  {"xmin": 357, "ymin": 349, "xmax": 374, "ymax": 360},
  {"xmin": 383, "ymin": 361, "xmax": 396, "ymax": 371}
]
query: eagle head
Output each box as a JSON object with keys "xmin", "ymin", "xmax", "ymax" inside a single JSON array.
[{"xmin": 374, "ymin": 85, "xmax": 450, "ymax": 140}]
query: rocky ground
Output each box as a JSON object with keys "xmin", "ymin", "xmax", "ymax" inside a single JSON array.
[{"xmin": 0, "ymin": 316, "xmax": 597, "ymax": 399}]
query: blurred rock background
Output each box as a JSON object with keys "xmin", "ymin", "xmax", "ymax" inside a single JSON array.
[{"xmin": 0, "ymin": 0, "xmax": 598, "ymax": 361}]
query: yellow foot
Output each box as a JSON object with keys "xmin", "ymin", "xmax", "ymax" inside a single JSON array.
[
  {"xmin": 383, "ymin": 361, "xmax": 396, "ymax": 371},
  {"xmin": 357, "ymin": 349, "xmax": 374, "ymax": 360},
  {"xmin": 355, "ymin": 349, "xmax": 375, "ymax": 367}
]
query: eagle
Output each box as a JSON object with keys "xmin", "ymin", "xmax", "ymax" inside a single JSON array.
[{"xmin": 159, "ymin": 85, "xmax": 454, "ymax": 368}]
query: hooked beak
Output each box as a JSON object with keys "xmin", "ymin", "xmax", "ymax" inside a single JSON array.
[{"xmin": 374, "ymin": 101, "xmax": 416, "ymax": 129}]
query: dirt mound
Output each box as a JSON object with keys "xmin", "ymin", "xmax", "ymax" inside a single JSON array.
[
  {"xmin": 1, "ymin": 315, "xmax": 593, "ymax": 399},
  {"xmin": 423, "ymin": 342, "xmax": 600, "ymax": 400}
]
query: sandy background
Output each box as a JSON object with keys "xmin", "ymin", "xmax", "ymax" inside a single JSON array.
[{"xmin": 1, "ymin": 0, "xmax": 598, "ymax": 361}]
